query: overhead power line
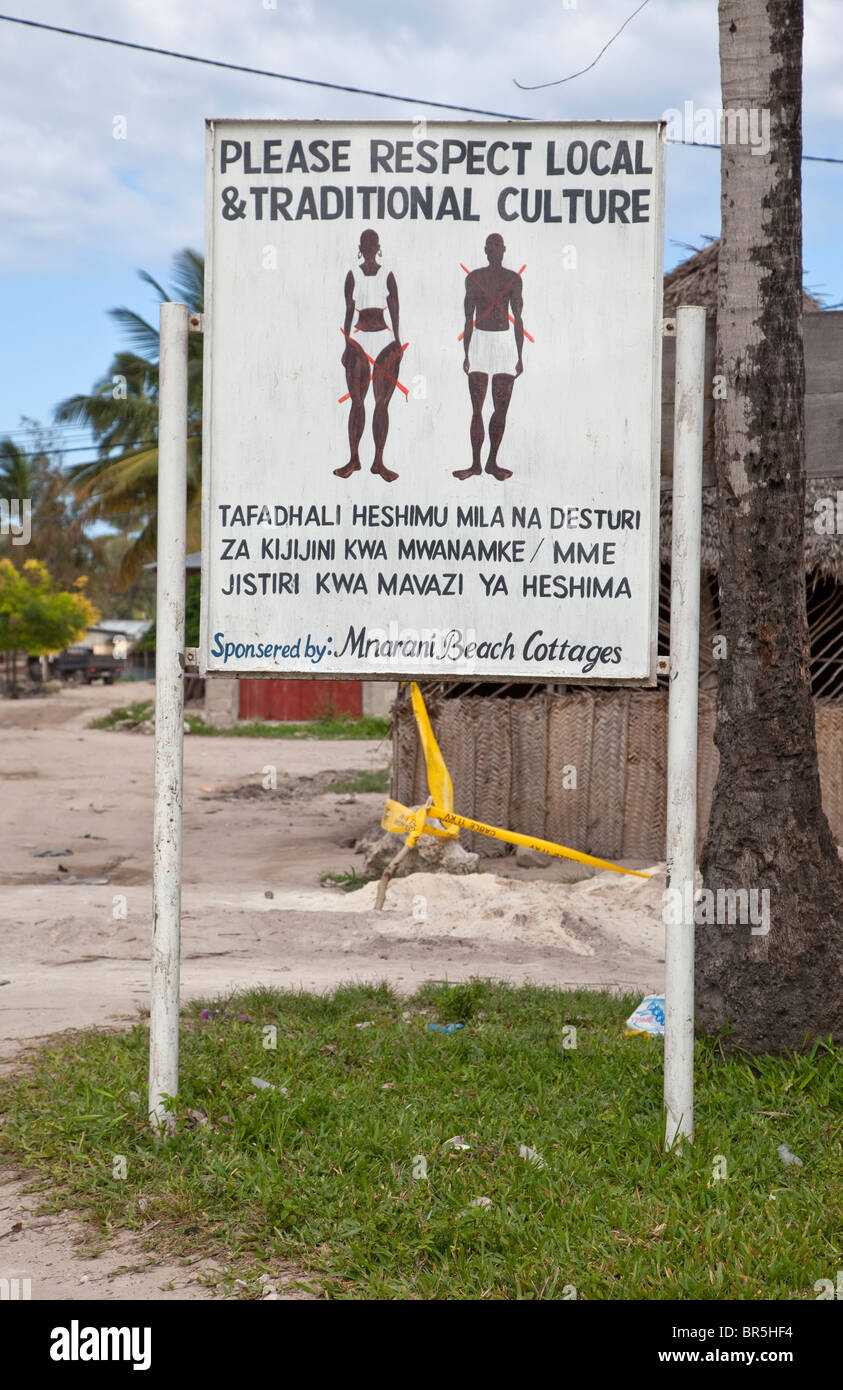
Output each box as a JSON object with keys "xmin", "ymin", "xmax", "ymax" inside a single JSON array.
[
  {"xmin": 1, "ymin": 13, "xmax": 840, "ymax": 165},
  {"xmin": 666, "ymin": 136, "xmax": 843, "ymax": 165},
  {"xmin": 0, "ymin": 13, "xmax": 527, "ymax": 120},
  {"xmin": 4, "ymin": 437, "xmax": 200, "ymax": 460},
  {"xmin": 1, "ymin": 426, "xmax": 95, "ymax": 441},
  {"xmin": 515, "ymin": 0, "xmax": 652, "ymax": 90}
]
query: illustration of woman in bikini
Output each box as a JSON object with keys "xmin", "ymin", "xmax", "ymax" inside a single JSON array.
[{"xmin": 334, "ymin": 228, "xmax": 403, "ymax": 482}]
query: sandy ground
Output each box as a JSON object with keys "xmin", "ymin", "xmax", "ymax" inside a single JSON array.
[{"xmin": 0, "ymin": 680, "xmax": 665, "ymax": 1298}]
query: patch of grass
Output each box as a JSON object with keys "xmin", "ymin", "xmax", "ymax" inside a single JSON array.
[
  {"xmin": 186, "ymin": 714, "xmax": 390, "ymax": 740},
  {"xmin": 2, "ymin": 981, "xmax": 841, "ymax": 1300},
  {"xmin": 92, "ymin": 706, "xmax": 390, "ymax": 740},
  {"xmin": 326, "ymin": 769, "xmax": 390, "ymax": 795},
  {"xmin": 426, "ymin": 979, "xmax": 487, "ymax": 1024},
  {"xmin": 89, "ymin": 699, "xmax": 153, "ymax": 729},
  {"xmin": 319, "ymin": 867, "xmax": 372, "ymax": 892}
]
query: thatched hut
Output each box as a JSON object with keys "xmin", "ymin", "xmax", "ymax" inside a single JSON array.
[
  {"xmin": 660, "ymin": 239, "xmax": 840, "ymax": 699},
  {"xmin": 392, "ymin": 243, "xmax": 843, "ymax": 860}
]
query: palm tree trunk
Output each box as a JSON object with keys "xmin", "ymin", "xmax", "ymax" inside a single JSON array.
[{"xmin": 698, "ymin": 0, "xmax": 843, "ymax": 1049}]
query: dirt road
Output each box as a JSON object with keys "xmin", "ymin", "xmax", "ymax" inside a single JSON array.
[
  {"xmin": 0, "ymin": 681, "xmax": 664, "ymax": 1063},
  {"xmin": 0, "ymin": 681, "xmax": 664, "ymax": 1298}
]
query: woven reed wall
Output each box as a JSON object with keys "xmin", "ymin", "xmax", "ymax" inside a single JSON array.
[
  {"xmin": 392, "ymin": 692, "xmax": 843, "ymax": 861},
  {"xmin": 816, "ymin": 704, "xmax": 843, "ymax": 841}
]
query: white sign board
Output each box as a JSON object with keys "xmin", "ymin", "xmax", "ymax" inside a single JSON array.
[{"xmin": 201, "ymin": 120, "xmax": 665, "ymax": 682}]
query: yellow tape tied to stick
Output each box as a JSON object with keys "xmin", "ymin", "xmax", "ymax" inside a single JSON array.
[{"xmin": 375, "ymin": 683, "xmax": 649, "ymax": 909}]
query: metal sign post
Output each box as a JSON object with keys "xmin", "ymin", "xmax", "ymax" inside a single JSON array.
[
  {"xmin": 664, "ymin": 304, "xmax": 706, "ymax": 1147},
  {"xmin": 149, "ymin": 301, "xmax": 189, "ymax": 1134}
]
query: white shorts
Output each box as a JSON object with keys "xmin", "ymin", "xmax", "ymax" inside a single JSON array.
[{"xmin": 468, "ymin": 328, "xmax": 518, "ymax": 376}]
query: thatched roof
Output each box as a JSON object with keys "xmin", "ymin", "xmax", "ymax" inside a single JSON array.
[
  {"xmin": 660, "ymin": 242, "xmax": 837, "ymax": 580},
  {"xmin": 660, "ymin": 479, "xmax": 843, "ymax": 583},
  {"xmin": 663, "ymin": 238, "xmax": 824, "ymax": 317}
]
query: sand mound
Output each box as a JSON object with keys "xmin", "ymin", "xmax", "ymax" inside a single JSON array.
[{"xmin": 346, "ymin": 864, "xmax": 665, "ymax": 954}]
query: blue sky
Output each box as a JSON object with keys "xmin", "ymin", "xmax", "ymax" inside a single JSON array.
[{"xmin": 1, "ymin": 0, "xmax": 840, "ymax": 462}]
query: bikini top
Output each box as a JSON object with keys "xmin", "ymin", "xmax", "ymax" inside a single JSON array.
[{"xmin": 352, "ymin": 266, "xmax": 390, "ymax": 311}]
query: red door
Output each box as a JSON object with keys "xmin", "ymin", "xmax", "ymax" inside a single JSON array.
[{"xmin": 238, "ymin": 679, "xmax": 363, "ymax": 721}]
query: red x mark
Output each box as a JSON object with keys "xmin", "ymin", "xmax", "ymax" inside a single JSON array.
[
  {"xmin": 457, "ymin": 262, "xmax": 535, "ymax": 343},
  {"xmin": 338, "ymin": 330, "xmax": 410, "ymax": 403}
]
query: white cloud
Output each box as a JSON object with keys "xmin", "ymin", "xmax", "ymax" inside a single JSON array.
[{"xmin": 0, "ymin": 0, "xmax": 839, "ymax": 275}]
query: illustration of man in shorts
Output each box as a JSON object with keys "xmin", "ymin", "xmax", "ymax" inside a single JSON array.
[{"xmin": 454, "ymin": 233, "xmax": 524, "ymax": 482}]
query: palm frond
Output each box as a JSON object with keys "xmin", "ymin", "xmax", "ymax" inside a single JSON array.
[
  {"xmin": 137, "ymin": 269, "xmax": 170, "ymax": 302},
  {"xmin": 0, "ymin": 437, "xmax": 35, "ymax": 500},
  {"xmin": 57, "ymin": 247, "xmax": 205, "ymax": 578},
  {"xmin": 116, "ymin": 513, "xmax": 160, "ymax": 586},
  {"xmin": 74, "ymin": 448, "xmax": 161, "ymax": 502},
  {"xmin": 108, "ymin": 308, "xmax": 161, "ymax": 358},
  {"xmin": 169, "ymin": 249, "xmax": 205, "ymax": 311}
]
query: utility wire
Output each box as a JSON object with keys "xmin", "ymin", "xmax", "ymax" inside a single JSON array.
[
  {"xmin": 666, "ymin": 136, "xmax": 843, "ymax": 165},
  {"xmin": 3, "ymin": 438, "xmax": 200, "ymax": 460},
  {"xmin": 1, "ymin": 426, "xmax": 134, "ymax": 448},
  {"xmin": 0, "ymin": 13, "xmax": 528, "ymax": 120},
  {"xmin": 1, "ymin": 426, "xmax": 96, "ymax": 441},
  {"xmin": 515, "ymin": 0, "xmax": 652, "ymax": 90},
  {"xmin": 2, "ymin": 12, "xmax": 841, "ymax": 165}
]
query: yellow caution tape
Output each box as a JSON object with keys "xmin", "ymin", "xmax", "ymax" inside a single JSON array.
[
  {"xmin": 383, "ymin": 682, "xmax": 650, "ymax": 880},
  {"xmin": 427, "ymin": 806, "xmax": 650, "ymax": 879},
  {"xmin": 402, "ymin": 802, "xmax": 429, "ymax": 849},
  {"xmin": 409, "ymin": 682, "xmax": 454, "ymax": 815},
  {"xmin": 382, "ymin": 798, "xmax": 457, "ymax": 839}
]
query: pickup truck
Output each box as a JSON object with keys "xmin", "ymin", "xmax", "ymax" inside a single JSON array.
[{"xmin": 51, "ymin": 646, "xmax": 124, "ymax": 685}]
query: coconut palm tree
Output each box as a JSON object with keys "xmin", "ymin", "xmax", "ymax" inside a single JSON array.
[
  {"xmin": 55, "ymin": 249, "xmax": 204, "ymax": 585},
  {"xmin": 697, "ymin": 0, "xmax": 843, "ymax": 1048},
  {"xmin": 0, "ymin": 436, "xmax": 38, "ymax": 505}
]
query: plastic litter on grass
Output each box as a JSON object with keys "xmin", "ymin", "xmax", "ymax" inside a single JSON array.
[
  {"xmin": 778, "ymin": 1143, "xmax": 804, "ymax": 1168},
  {"xmin": 624, "ymin": 995, "xmax": 665, "ymax": 1037}
]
